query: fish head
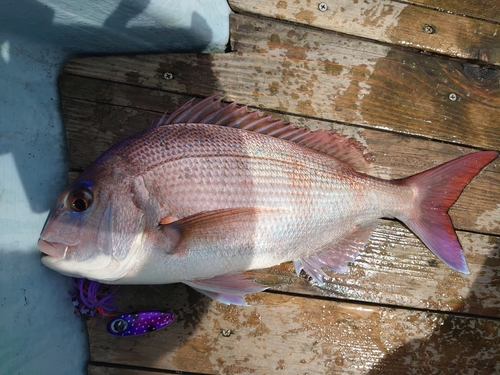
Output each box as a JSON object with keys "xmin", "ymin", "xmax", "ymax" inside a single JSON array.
[{"xmin": 38, "ymin": 171, "xmax": 146, "ymax": 282}]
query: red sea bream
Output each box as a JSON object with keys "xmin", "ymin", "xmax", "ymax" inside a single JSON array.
[{"xmin": 38, "ymin": 95, "xmax": 498, "ymax": 305}]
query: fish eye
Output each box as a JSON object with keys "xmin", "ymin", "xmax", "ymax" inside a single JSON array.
[
  {"xmin": 109, "ymin": 318, "xmax": 128, "ymax": 333},
  {"xmin": 67, "ymin": 187, "xmax": 93, "ymax": 212}
]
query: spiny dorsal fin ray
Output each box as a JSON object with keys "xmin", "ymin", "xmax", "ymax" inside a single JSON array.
[{"xmin": 157, "ymin": 94, "xmax": 373, "ymax": 173}]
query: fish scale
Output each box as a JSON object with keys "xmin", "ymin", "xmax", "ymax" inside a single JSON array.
[
  {"xmin": 145, "ymin": 158, "xmax": 365, "ymax": 233},
  {"xmin": 135, "ymin": 125, "xmax": 368, "ymax": 214},
  {"xmin": 38, "ymin": 95, "xmax": 498, "ymax": 305}
]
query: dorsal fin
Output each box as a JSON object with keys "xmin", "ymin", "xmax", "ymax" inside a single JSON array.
[{"xmin": 156, "ymin": 94, "xmax": 374, "ymax": 173}]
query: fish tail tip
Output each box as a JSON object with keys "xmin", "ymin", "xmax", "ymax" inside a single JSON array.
[{"xmin": 400, "ymin": 151, "xmax": 497, "ymax": 272}]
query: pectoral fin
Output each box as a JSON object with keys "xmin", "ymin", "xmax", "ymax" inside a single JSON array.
[
  {"xmin": 159, "ymin": 208, "xmax": 279, "ymax": 305},
  {"xmin": 159, "ymin": 207, "xmax": 286, "ymax": 254},
  {"xmin": 184, "ymin": 273, "xmax": 268, "ymax": 306},
  {"xmin": 162, "ymin": 207, "xmax": 274, "ymax": 230},
  {"xmin": 159, "ymin": 214, "xmax": 179, "ymax": 225},
  {"xmin": 294, "ymin": 220, "xmax": 379, "ymax": 284}
]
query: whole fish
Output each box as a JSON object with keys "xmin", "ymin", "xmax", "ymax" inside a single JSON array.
[
  {"xmin": 107, "ymin": 311, "xmax": 175, "ymax": 336},
  {"xmin": 38, "ymin": 95, "xmax": 498, "ymax": 305}
]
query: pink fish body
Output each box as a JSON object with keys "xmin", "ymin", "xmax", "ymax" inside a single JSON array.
[{"xmin": 38, "ymin": 96, "xmax": 498, "ymax": 305}]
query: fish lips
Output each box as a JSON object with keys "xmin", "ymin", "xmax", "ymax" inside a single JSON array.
[{"xmin": 38, "ymin": 238, "xmax": 69, "ymax": 259}]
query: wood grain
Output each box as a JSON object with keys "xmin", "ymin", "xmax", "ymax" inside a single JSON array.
[
  {"xmin": 229, "ymin": 13, "xmax": 500, "ymax": 150},
  {"xmin": 87, "ymin": 284, "xmax": 500, "ymax": 375},
  {"xmin": 88, "ymin": 365, "xmax": 178, "ymax": 375},
  {"xmin": 408, "ymin": 0, "xmax": 500, "ymax": 24},
  {"xmin": 62, "ymin": 15, "xmax": 500, "ymax": 151},
  {"xmin": 253, "ymin": 220, "xmax": 500, "ymax": 318},
  {"xmin": 229, "ymin": 0, "xmax": 500, "ymax": 65}
]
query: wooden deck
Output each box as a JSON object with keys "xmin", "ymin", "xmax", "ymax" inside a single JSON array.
[{"xmin": 59, "ymin": 1, "xmax": 500, "ymax": 374}]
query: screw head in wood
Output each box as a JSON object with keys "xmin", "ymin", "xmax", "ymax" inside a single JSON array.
[
  {"xmin": 318, "ymin": 2, "xmax": 328, "ymax": 11},
  {"xmin": 448, "ymin": 92, "xmax": 458, "ymax": 101},
  {"xmin": 422, "ymin": 24, "xmax": 436, "ymax": 34},
  {"xmin": 163, "ymin": 72, "xmax": 173, "ymax": 80}
]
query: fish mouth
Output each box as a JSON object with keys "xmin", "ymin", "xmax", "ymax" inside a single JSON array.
[{"xmin": 38, "ymin": 239, "xmax": 68, "ymax": 259}]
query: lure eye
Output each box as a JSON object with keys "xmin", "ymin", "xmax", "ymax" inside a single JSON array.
[
  {"xmin": 68, "ymin": 187, "xmax": 93, "ymax": 212},
  {"xmin": 109, "ymin": 318, "xmax": 128, "ymax": 334}
]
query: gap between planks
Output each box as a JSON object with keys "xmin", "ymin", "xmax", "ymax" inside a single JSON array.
[
  {"xmin": 88, "ymin": 363, "xmax": 182, "ymax": 375},
  {"xmin": 407, "ymin": 0, "xmax": 500, "ymax": 24},
  {"xmin": 228, "ymin": 0, "xmax": 500, "ymax": 64},
  {"xmin": 86, "ymin": 284, "xmax": 500, "ymax": 375},
  {"xmin": 62, "ymin": 13, "xmax": 500, "ymax": 151}
]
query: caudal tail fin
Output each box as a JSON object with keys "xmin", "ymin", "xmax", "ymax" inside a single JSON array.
[{"xmin": 398, "ymin": 151, "xmax": 498, "ymax": 274}]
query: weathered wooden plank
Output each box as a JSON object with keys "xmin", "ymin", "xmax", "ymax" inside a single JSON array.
[
  {"xmin": 61, "ymin": 98, "xmax": 159, "ymax": 173},
  {"xmin": 409, "ymin": 0, "xmax": 500, "ymax": 24},
  {"xmin": 229, "ymin": 13, "xmax": 500, "ymax": 150},
  {"xmin": 87, "ymin": 284, "xmax": 500, "ymax": 375},
  {"xmin": 253, "ymin": 221, "xmax": 500, "ymax": 317},
  {"xmin": 58, "ymin": 73, "xmax": 195, "ymax": 114},
  {"xmin": 228, "ymin": 0, "xmax": 500, "ymax": 65},
  {"xmin": 60, "ymin": 88, "xmax": 500, "ymax": 237},
  {"xmin": 88, "ymin": 364, "xmax": 178, "ymax": 375},
  {"xmin": 62, "ymin": 22, "xmax": 500, "ymax": 151}
]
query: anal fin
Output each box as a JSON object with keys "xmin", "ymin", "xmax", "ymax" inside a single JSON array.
[
  {"xmin": 183, "ymin": 273, "xmax": 267, "ymax": 306},
  {"xmin": 294, "ymin": 221, "xmax": 379, "ymax": 284}
]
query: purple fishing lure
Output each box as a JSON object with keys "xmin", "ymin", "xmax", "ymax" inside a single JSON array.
[
  {"xmin": 71, "ymin": 278, "xmax": 118, "ymax": 317},
  {"xmin": 107, "ymin": 311, "xmax": 175, "ymax": 337}
]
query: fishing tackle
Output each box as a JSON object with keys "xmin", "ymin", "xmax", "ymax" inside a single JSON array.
[
  {"xmin": 71, "ymin": 277, "xmax": 176, "ymax": 337},
  {"xmin": 70, "ymin": 278, "xmax": 118, "ymax": 317},
  {"xmin": 107, "ymin": 311, "xmax": 176, "ymax": 337}
]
